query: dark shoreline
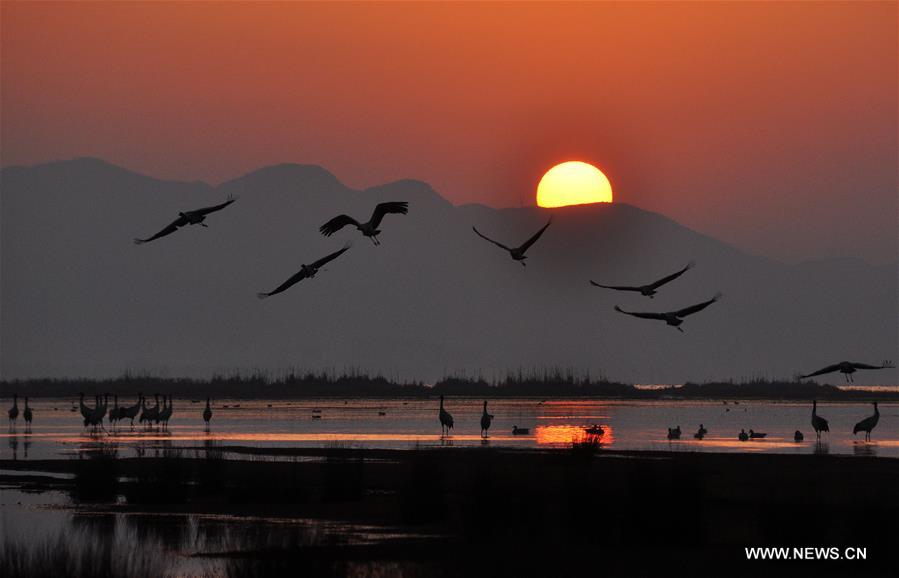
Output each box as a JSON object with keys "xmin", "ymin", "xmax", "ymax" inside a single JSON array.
[{"xmin": 3, "ymin": 447, "xmax": 898, "ymax": 576}]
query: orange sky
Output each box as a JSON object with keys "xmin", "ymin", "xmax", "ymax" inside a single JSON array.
[{"xmin": 1, "ymin": 1, "xmax": 895, "ymax": 262}]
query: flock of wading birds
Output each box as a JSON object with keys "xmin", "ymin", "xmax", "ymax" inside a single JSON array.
[{"xmin": 4, "ymin": 197, "xmax": 894, "ymax": 443}]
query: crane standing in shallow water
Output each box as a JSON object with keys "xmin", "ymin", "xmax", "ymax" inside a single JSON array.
[
  {"xmin": 8, "ymin": 394, "xmax": 19, "ymax": 430},
  {"xmin": 438, "ymin": 396, "xmax": 454, "ymax": 436},
  {"xmin": 811, "ymin": 400, "xmax": 829, "ymax": 440},
  {"xmin": 23, "ymin": 398, "xmax": 32, "ymax": 431},
  {"xmin": 852, "ymin": 402, "xmax": 879, "ymax": 441},
  {"xmin": 203, "ymin": 398, "xmax": 213, "ymax": 431},
  {"xmin": 480, "ymin": 401, "xmax": 494, "ymax": 438}
]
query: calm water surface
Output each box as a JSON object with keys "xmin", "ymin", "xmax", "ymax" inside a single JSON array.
[{"xmin": 2, "ymin": 397, "xmax": 896, "ymax": 460}]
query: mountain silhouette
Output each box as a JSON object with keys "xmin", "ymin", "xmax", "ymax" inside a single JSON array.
[{"xmin": 1, "ymin": 158, "xmax": 895, "ymax": 384}]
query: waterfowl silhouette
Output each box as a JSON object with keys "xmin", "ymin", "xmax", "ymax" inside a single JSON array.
[
  {"xmin": 811, "ymin": 400, "xmax": 829, "ymax": 440},
  {"xmin": 693, "ymin": 424, "xmax": 708, "ymax": 439},
  {"xmin": 852, "ymin": 402, "xmax": 879, "ymax": 441},
  {"xmin": 134, "ymin": 196, "xmax": 237, "ymax": 244},
  {"xmin": 667, "ymin": 426, "xmax": 681, "ymax": 440},
  {"xmin": 590, "ymin": 261, "xmax": 694, "ymax": 298},
  {"xmin": 794, "ymin": 430, "xmax": 804, "ymax": 442},
  {"xmin": 801, "ymin": 360, "xmax": 894, "ymax": 383},
  {"xmin": 257, "ymin": 244, "xmax": 351, "ymax": 298},
  {"xmin": 480, "ymin": 401, "xmax": 494, "ymax": 438},
  {"xmin": 438, "ymin": 396, "xmax": 454, "ymax": 435},
  {"xmin": 472, "ymin": 217, "xmax": 552, "ymax": 266},
  {"xmin": 319, "ymin": 201, "xmax": 408, "ymax": 245},
  {"xmin": 614, "ymin": 293, "xmax": 722, "ymax": 333}
]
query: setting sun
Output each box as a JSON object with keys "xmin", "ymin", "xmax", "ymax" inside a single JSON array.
[{"xmin": 536, "ymin": 161, "xmax": 613, "ymax": 207}]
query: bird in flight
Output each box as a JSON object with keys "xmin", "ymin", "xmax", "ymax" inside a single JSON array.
[
  {"xmin": 134, "ymin": 196, "xmax": 237, "ymax": 245},
  {"xmin": 257, "ymin": 244, "xmax": 351, "ymax": 299},
  {"xmin": 800, "ymin": 360, "xmax": 894, "ymax": 383},
  {"xmin": 319, "ymin": 202, "xmax": 408, "ymax": 245},
  {"xmin": 614, "ymin": 293, "xmax": 722, "ymax": 332},
  {"xmin": 591, "ymin": 261, "xmax": 694, "ymax": 298},
  {"xmin": 472, "ymin": 217, "xmax": 552, "ymax": 266}
]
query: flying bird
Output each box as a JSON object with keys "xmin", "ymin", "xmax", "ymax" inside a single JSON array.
[
  {"xmin": 800, "ymin": 360, "xmax": 894, "ymax": 383},
  {"xmin": 590, "ymin": 261, "xmax": 694, "ymax": 298},
  {"xmin": 134, "ymin": 196, "xmax": 237, "ymax": 244},
  {"xmin": 257, "ymin": 245, "xmax": 351, "ymax": 299},
  {"xmin": 319, "ymin": 202, "xmax": 408, "ymax": 245},
  {"xmin": 471, "ymin": 217, "xmax": 552, "ymax": 266},
  {"xmin": 852, "ymin": 402, "xmax": 879, "ymax": 441},
  {"xmin": 614, "ymin": 293, "xmax": 722, "ymax": 332}
]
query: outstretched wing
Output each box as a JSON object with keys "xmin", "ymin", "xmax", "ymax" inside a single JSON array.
[
  {"xmin": 369, "ymin": 201, "xmax": 408, "ymax": 229},
  {"xmin": 648, "ymin": 261, "xmax": 695, "ymax": 290},
  {"xmin": 614, "ymin": 306, "xmax": 666, "ymax": 321},
  {"xmin": 192, "ymin": 195, "xmax": 238, "ymax": 217},
  {"xmin": 134, "ymin": 216, "xmax": 186, "ymax": 245},
  {"xmin": 589, "ymin": 281, "xmax": 641, "ymax": 292},
  {"xmin": 311, "ymin": 244, "xmax": 351, "ymax": 269},
  {"xmin": 472, "ymin": 227, "xmax": 511, "ymax": 251},
  {"xmin": 850, "ymin": 361, "xmax": 893, "ymax": 371},
  {"xmin": 319, "ymin": 215, "xmax": 360, "ymax": 236},
  {"xmin": 675, "ymin": 292, "xmax": 721, "ymax": 317},
  {"xmin": 257, "ymin": 269, "xmax": 309, "ymax": 299},
  {"xmin": 517, "ymin": 218, "xmax": 552, "ymax": 254},
  {"xmin": 800, "ymin": 363, "xmax": 843, "ymax": 379}
]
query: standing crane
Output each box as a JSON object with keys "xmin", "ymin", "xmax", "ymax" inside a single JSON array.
[
  {"xmin": 480, "ymin": 401, "xmax": 494, "ymax": 438},
  {"xmin": 852, "ymin": 402, "xmax": 880, "ymax": 441},
  {"xmin": 438, "ymin": 396, "xmax": 454, "ymax": 435},
  {"xmin": 811, "ymin": 400, "xmax": 829, "ymax": 440}
]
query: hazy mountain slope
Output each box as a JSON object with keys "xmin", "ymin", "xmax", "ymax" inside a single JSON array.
[{"xmin": 1, "ymin": 158, "xmax": 895, "ymax": 384}]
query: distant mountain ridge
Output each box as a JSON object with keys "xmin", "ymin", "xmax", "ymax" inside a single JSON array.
[{"xmin": 1, "ymin": 158, "xmax": 896, "ymax": 384}]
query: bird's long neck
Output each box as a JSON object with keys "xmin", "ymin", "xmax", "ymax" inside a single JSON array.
[
  {"xmin": 874, "ymin": 403, "xmax": 879, "ymax": 415},
  {"xmin": 205, "ymin": 398, "xmax": 210, "ymax": 409}
]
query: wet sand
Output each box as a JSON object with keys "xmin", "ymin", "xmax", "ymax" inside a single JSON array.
[{"xmin": 2, "ymin": 447, "xmax": 898, "ymax": 576}]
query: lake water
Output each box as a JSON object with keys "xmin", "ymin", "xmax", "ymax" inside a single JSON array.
[{"xmin": 2, "ymin": 397, "xmax": 897, "ymax": 460}]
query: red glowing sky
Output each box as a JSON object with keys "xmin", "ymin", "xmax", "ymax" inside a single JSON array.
[{"xmin": 1, "ymin": 2, "xmax": 895, "ymax": 262}]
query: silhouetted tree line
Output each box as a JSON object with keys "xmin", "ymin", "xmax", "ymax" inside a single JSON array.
[{"xmin": 0, "ymin": 369, "xmax": 895, "ymax": 400}]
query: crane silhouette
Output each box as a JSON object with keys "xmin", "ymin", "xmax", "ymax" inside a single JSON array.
[
  {"xmin": 480, "ymin": 400, "xmax": 494, "ymax": 438},
  {"xmin": 811, "ymin": 400, "xmax": 829, "ymax": 440},
  {"xmin": 800, "ymin": 360, "xmax": 894, "ymax": 383},
  {"xmin": 590, "ymin": 261, "xmax": 694, "ymax": 298},
  {"xmin": 134, "ymin": 196, "xmax": 237, "ymax": 244},
  {"xmin": 614, "ymin": 293, "xmax": 721, "ymax": 332},
  {"xmin": 257, "ymin": 244, "xmax": 351, "ymax": 299},
  {"xmin": 23, "ymin": 397, "xmax": 32, "ymax": 431},
  {"xmin": 119, "ymin": 394, "xmax": 142, "ymax": 429},
  {"xmin": 319, "ymin": 201, "xmax": 408, "ymax": 245},
  {"xmin": 8, "ymin": 394, "xmax": 18, "ymax": 430},
  {"xmin": 472, "ymin": 217, "xmax": 552, "ymax": 266},
  {"xmin": 438, "ymin": 396, "xmax": 454, "ymax": 435},
  {"xmin": 203, "ymin": 398, "xmax": 213, "ymax": 431},
  {"xmin": 852, "ymin": 402, "xmax": 879, "ymax": 441}
]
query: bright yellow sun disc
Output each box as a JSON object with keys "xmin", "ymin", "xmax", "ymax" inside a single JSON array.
[{"xmin": 536, "ymin": 161, "xmax": 613, "ymax": 207}]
